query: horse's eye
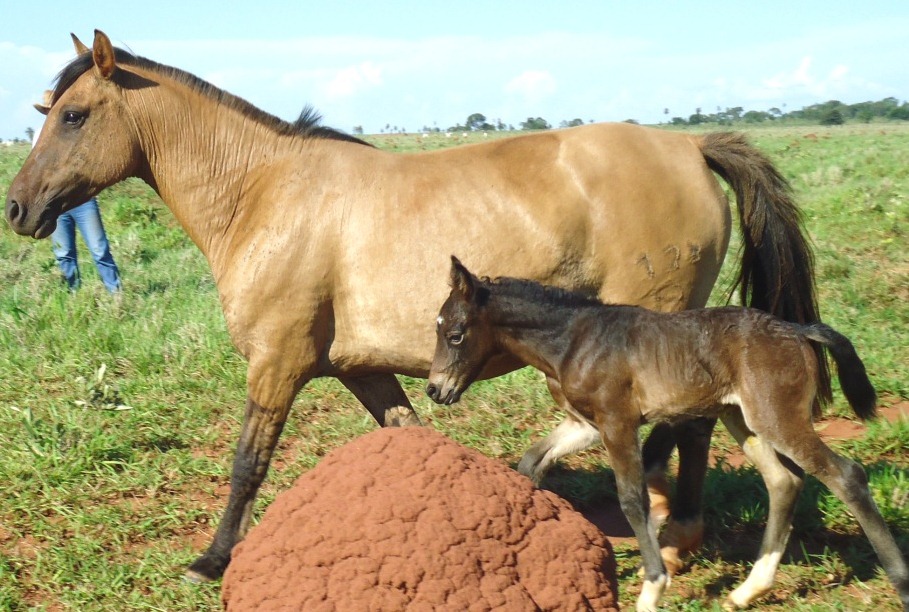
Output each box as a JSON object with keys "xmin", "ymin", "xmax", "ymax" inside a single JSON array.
[
  {"xmin": 63, "ymin": 111, "xmax": 84, "ymax": 126},
  {"xmin": 448, "ymin": 333, "xmax": 464, "ymax": 346}
]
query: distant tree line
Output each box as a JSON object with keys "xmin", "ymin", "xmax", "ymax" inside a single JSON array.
[
  {"xmin": 442, "ymin": 98, "xmax": 909, "ymax": 133},
  {"xmin": 357, "ymin": 97, "xmax": 909, "ymax": 136},
  {"xmin": 411, "ymin": 114, "xmax": 597, "ymax": 134},
  {"xmin": 665, "ymin": 97, "xmax": 909, "ymax": 127}
]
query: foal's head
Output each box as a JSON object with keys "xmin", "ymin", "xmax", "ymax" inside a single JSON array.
[{"xmin": 426, "ymin": 257, "xmax": 496, "ymax": 405}]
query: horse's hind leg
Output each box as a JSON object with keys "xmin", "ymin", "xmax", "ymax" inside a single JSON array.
[
  {"xmin": 517, "ymin": 376, "xmax": 601, "ymax": 484},
  {"xmin": 773, "ymin": 430, "xmax": 909, "ymax": 609},
  {"xmin": 340, "ymin": 373, "xmax": 422, "ymax": 427},
  {"xmin": 652, "ymin": 417, "xmax": 716, "ymax": 575},
  {"xmin": 721, "ymin": 410, "xmax": 805, "ymax": 609}
]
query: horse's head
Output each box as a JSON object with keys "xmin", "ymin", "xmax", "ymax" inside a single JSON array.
[
  {"xmin": 6, "ymin": 30, "xmax": 142, "ymax": 238},
  {"xmin": 426, "ymin": 256, "xmax": 497, "ymax": 405}
]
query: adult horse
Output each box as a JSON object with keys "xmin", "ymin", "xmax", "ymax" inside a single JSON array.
[{"xmin": 6, "ymin": 31, "xmax": 825, "ymax": 582}]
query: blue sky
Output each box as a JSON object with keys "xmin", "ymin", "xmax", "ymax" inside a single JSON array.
[{"xmin": 1, "ymin": 1, "xmax": 907, "ymax": 139}]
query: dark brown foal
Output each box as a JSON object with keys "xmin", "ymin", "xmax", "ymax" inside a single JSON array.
[{"xmin": 427, "ymin": 258, "xmax": 908, "ymax": 611}]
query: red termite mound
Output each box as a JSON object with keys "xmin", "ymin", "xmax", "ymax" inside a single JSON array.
[{"xmin": 221, "ymin": 426, "xmax": 618, "ymax": 611}]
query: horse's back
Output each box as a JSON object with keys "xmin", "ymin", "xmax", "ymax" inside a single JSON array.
[{"xmin": 241, "ymin": 124, "xmax": 735, "ymax": 378}]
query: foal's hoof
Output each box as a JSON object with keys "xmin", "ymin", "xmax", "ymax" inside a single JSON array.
[
  {"xmin": 722, "ymin": 593, "xmax": 755, "ymax": 610},
  {"xmin": 636, "ymin": 574, "xmax": 669, "ymax": 612},
  {"xmin": 636, "ymin": 550, "xmax": 684, "ymax": 580},
  {"xmin": 721, "ymin": 598, "xmax": 741, "ymax": 611},
  {"xmin": 658, "ymin": 517, "xmax": 704, "ymax": 572},
  {"xmin": 516, "ymin": 453, "xmax": 546, "ymax": 486},
  {"xmin": 659, "ymin": 518, "xmax": 704, "ymax": 551},
  {"xmin": 638, "ymin": 517, "xmax": 705, "ymax": 578}
]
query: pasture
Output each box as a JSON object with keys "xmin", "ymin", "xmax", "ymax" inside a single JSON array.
[{"xmin": 0, "ymin": 122, "xmax": 907, "ymax": 610}]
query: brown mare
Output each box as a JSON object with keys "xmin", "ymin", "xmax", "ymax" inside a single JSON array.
[
  {"xmin": 6, "ymin": 31, "xmax": 826, "ymax": 582},
  {"xmin": 428, "ymin": 258, "xmax": 909, "ymax": 611}
]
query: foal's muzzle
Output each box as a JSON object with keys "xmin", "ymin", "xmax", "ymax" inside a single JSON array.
[{"xmin": 425, "ymin": 382, "xmax": 462, "ymax": 405}]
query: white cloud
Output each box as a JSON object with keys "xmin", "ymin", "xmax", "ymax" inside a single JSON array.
[
  {"xmin": 323, "ymin": 62, "xmax": 383, "ymax": 99},
  {"xmin": 743, "ymin": 57, "xmax": 864, "ymax": 104},
  {"xmin": 504, "ymin": 70, "xmax": 557, "ymax": 101},
  {"xmin": 763, "ymin": 56, "xmax": 815, "ymax": 91},
  {"xmin": 830, "ymin": 64, "xmax": 849, "ymax": 81}
]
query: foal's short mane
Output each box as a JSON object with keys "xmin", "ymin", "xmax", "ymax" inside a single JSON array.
[
  {"xmin": 481, "ymin": 275, "xmax": 604, "ymax": 309},
  {"xmin": 52, "ymin": 48, "xmax": 373, "ymax": 146}
]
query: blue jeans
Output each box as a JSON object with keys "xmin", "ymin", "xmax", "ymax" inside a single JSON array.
[{"xmin": 51, "ymin": 198, "xmax": 121, "ymax": 292}]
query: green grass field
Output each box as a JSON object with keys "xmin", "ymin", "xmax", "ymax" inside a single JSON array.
[{"xmin": 0, "ymin": 122, "xmax": 906, "ymax": 610}]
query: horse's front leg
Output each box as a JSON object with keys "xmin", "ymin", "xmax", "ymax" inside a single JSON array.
[
  {"xmin": 185, "ymin": 358, "xmax": 310, "ymax": 582},
  {"xmin": 339, "ymin": 373, "xmax": 422, "ymax": 427}
]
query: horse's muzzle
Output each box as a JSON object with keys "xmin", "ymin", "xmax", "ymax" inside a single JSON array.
[{"xmin": 6, "ymin": 194, "xmax": 57, "ymax": 239}]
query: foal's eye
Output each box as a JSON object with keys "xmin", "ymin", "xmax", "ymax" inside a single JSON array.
[
  {"xmin": 448, "ymin": 332, "xmax": 464, "ymax": 346},
  {"xmin": 62, "ymin": 111, "xmax": 84, "ymax": 126}
]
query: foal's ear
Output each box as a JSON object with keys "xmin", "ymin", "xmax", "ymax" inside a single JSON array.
[
  {"xmin": 449, "ymin": 256, "xmax": 476, "ymax": 301},
  {"xmin": 92, "ymin": 30, "xmax": 117, "ymax": 80},
  {"xmin": 71, "ymin": 33, "xmax": 90, "ymax": 55}
]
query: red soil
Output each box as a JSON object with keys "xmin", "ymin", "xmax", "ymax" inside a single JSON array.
[{"xmin": 222, "ymin": 427, "xmax": 619, "ymax": 611}]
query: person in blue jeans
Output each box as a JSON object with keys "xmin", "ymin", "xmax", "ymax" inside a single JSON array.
[
  {"xmin": 33, "ymin": 90, "xmax": 121, "ymax": 293},
  {"xmin": 50, "ymin": 198, "xmax": 121, "ymax": 292}
]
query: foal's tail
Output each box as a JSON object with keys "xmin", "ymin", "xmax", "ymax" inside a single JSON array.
[
  {"xmin": 802, "ymin": 323, "xmax": 878, "ymax": 421},
  {"xmin": 699, "ymin": 132, "xmax": 831, "ymax": 409}
]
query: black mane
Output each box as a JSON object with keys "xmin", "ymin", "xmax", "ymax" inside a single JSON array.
[
  {"xmin": 53, "ymin": 47, "xmax": 373, "ymax": 146},
  {"xmin": 481, "ymin": 275, "xmax": 604, "ymax": 309}
]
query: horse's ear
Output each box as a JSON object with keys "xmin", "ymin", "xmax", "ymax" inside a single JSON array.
[
  {"xmin": 450, "ymin": 256, "xmax": 476, "ymax": 301},
  {"xmin": 92, "ymin": 30, "xmax": 116, "ymax": 80},
  {"xmin": 33, "ymin": 89, "xmax": 53, "ymax": 115},
  {"xmin": 71, "ymin": 33, "xmax": 90, "ymax": 55}
]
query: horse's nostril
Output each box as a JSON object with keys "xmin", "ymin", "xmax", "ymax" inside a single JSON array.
[
  {"xmin": 425, "ymin": 383, "xmax": 437, "ymax": 398},
  {"xmin": 6, "ymin": 200, "xmax": 21, "ymax": 223}
]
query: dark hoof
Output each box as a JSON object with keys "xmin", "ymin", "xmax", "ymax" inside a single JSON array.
[
  {"xmin": 384, "ymin": 406, "xmax": 423, "ymax": 427},
  {"xmin": 185, "ymin": 552, "xmax": 229, "ymax": 583}
]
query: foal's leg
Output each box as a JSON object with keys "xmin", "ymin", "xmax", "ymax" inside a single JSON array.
[
  {"xmin": 772, "ymin": 430, "xmax": 909, "ymax": 609},
  {"xmin": 600, "ymin": 419, "xmax": 668, "ymax": 612},
  {"xmin": 517, "ymin": 376, "xmax": 601, "ymax": 484},
  {"xmin": 652, "ymin": 417, "xmax": 716, "ymax": 575},
  {"xmin": 640, "ymin": 423, "xmax": 675, "ymax": 524},
  {"xmin": 721, "ymin": 410, "xmax": 805, "ymax": 609},
  {"xmin": 340, "ymin": 373, "xmax": 423, "ymax": 427}
]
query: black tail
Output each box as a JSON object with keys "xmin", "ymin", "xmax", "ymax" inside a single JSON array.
[
  {"xmin": 699, "ymin": 132, "xmax": 831, "ymax": 408},
  {"xmin": 802, "ymin": 323, "xmax": 877, "ymax": 421}
]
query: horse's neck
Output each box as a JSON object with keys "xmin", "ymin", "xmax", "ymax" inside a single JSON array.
[{"xmin": 130, "ymin": 85, "xmax": 299, "ymax": 272}]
